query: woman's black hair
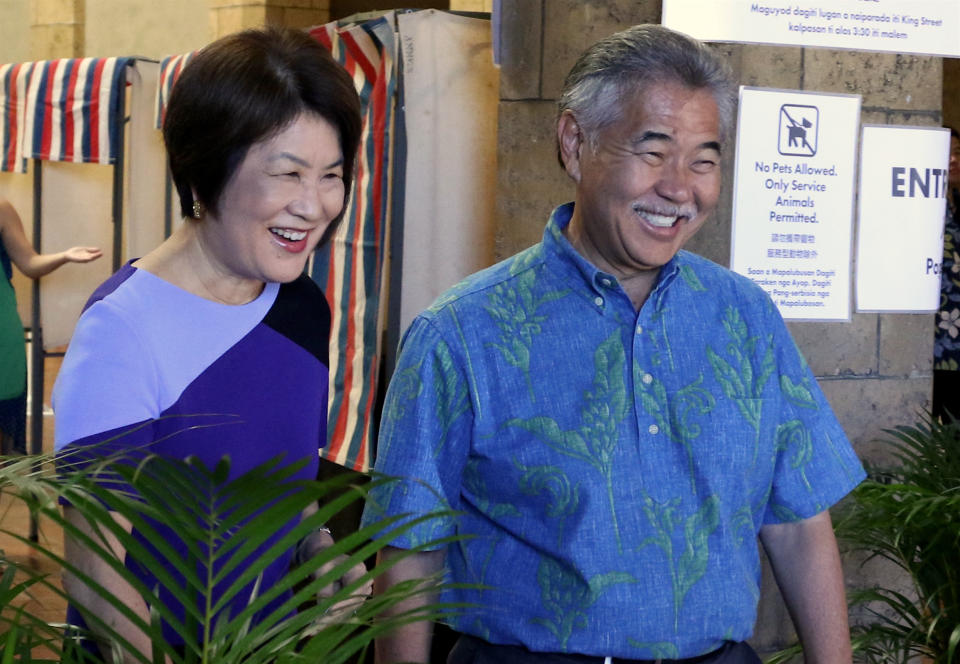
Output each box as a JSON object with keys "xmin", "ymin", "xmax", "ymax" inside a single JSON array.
[{"xmin": 163, "ymin": 26, "xmax": 362, "ymax": 241}]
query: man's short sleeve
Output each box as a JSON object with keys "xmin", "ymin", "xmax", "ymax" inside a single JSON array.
[
  {"xmin": 763, "ymin": 310, "xmax": 865, "ymax": 523},
  {"xmin": 362, "ymin": 314, "xmax": 474, "ymax": 550}
]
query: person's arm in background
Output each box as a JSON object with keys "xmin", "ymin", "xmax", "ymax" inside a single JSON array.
[
  {"xmin": 0, "ymin": 198, "xmax": 101, "ymax": 278},
  {"xmin": 374, "ymin": 546, "xmax": 446, "ymax": 664},
  {"xmin": 760, "ymin": 510, "xmax": 852, "ymax": 664}
]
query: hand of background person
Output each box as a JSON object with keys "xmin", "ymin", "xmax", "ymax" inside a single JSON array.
[
  {"xmin": 62, "ymin": 246, "xmax": 103, "ymax": 264},
  {"xmin": 298, "ymin": 528, "xmax": 373, "ymax": 628},
  {"xmin": 1, "ymin": 198, "xmax": 104, "ymax": 278}
]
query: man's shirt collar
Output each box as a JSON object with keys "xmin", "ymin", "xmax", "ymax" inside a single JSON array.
[{"xmin": 542, "ymin": 202, "xmax": 681, "ymax": 311}]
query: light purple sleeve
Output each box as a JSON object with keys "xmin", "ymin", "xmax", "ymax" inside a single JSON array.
[{"xmin": 52, "ymin": 300, "xmax": 159, "ymax": 451}]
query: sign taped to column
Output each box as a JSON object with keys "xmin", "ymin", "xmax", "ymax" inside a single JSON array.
[
  {"xmin": 730, "ymin": 86, "xmax": 860, "ymax": 321},
  {"xmin": 855, "ymin": 125, "xmax": 949, "ymax": 313},
  {"xmin": 663, "ymin": 0, "xmax": 960, "ymax": 58}
]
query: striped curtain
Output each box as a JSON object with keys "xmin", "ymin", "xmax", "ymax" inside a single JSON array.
[
  {"xmin": 308, "ymin": 17, "xmax": 396, "ymax": 472},
  {"xmin": 0, "ymin": 62, "xmax": 37, "ymax": 173},
  {"xmin": 154, "ymin": 52, "xmax": 196, "ymax": 129},
  {"xmin": 20, "ymin": 57, "xmax": 132, "ymax": 166}
]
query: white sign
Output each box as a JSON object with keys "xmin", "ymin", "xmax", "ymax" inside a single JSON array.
[
  {"xmin": 855, "ymin": 126, "xmax": 949, "ymax": 313},
  {"xmin": 731, "ymin": 87, "xmax": 860, "ymax": 321},
  {"xmin": 662, "ymin": 0, "xmax": 960, "ymax": 58}
]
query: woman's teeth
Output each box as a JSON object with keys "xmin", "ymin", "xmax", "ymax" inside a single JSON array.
[{"xmin": 270, "ymin": 228, "xmax": 307, "ymax": 241}]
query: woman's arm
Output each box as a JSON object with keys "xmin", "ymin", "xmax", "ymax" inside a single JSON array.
[
  {"xmin": 295, "ymin": 503, "xmax": 373, "ymax": 624},
  {"xmin": 0, "ymin": 198, "xmax": 101, "ymax": 279},
  {"xmin": 63, "ymin": 506, "xmax": 170, "ymax": 664}
]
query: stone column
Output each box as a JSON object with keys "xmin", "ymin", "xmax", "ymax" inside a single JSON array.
[
  {"xmin": 945, "ymin": 58, "xmax": 960, "ymax": 130},
  {"xmin": 209, "ymin": 0, "xmax": 331, "ymax": 40},
  {"xmin": 30, "ymin": 0, "xmax": 85, "ymax": 60},
  {"xmin": 450, "ymin": 0, "xmax": 494, "ymax": 11}
]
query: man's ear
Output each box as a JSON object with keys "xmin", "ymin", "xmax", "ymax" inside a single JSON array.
[{"xmin": 557, "ymin": 110, "xmax": 584, "ymax": 183}]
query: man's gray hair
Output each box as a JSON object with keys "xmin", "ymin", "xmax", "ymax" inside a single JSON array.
[{"xmin": 558, "ymin": 24, "xmax": 736, "ymax": 150}]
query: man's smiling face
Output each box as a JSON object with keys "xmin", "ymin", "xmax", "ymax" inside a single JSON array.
[{"xmin": 562, "ymin": 80, "xmax": 723, "ymax": 282}]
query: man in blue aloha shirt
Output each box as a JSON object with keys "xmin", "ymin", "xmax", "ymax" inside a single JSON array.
[{"xmin": 365, "ymin": 25, "xmax": 865, "ymax": 664}]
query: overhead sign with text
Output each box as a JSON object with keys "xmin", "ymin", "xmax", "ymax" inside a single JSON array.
[
  {"xmin": 663, "ymin": 0, "xmax": 960, "ymax": 57},
  {"xmin": 855, "ymin": 125, "xmax": 949, "ymax": 313},
  {"xmin": 731, "ymin": 87, "xmax": 860, "ymax": 321}
]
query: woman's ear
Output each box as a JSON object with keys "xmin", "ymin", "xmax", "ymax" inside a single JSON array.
[{"xmin": 557, "ymin": 110, "xmax": 584, "ymax": 183}]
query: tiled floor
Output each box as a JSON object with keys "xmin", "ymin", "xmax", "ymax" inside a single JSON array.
[
  {"xmin": 0, "ymin": 461, "xmax": 66, "ymax": 626},
  {"xmin": 1, "ymin": 352, "xmax": 68, "ymax": 653}
]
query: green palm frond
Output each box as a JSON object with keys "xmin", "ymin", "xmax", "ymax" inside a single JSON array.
[
  {"xmin": 765, "ymin": 414, "xmax": 960, "ymax": 664},
  {"xmin": 1, "ymin": 449, "xmax": 466, "ymax": 663},
  {"xmin": 836, "ymin": 415, "xmax": 960, "ymax": 664}
]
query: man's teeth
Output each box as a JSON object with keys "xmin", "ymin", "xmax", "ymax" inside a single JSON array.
[
  {"xmin": 271, "ymin": 228, "xmax": 307, "ymax": 241},
  {"xmin": 642, "ymin": 211, "xmax": 678, "ymax": 228}
]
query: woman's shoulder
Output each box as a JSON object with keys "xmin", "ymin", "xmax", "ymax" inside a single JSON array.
[
  {"xmin": 277, "ymin": 273, "xmax": 328, "ymax": 305},
  {"xmin": 265, "ymin": 275, "xmax": 330, "ymax": 365}
]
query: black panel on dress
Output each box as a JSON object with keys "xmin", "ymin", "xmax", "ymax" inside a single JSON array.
[{"xmin": 262, "ymin": 274, "xmax": 330, "ymax": 366}]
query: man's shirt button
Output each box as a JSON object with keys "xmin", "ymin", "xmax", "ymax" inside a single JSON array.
[
  {"xmin": 642, "ymin": 373, "xmax": 653, "ymax": 385},
  {"xmin": 648, "ymin": 424, "xmax": 659, "ymax": 435},
  {"xmin": 594, "ymin": 296, "xmax": 604, "ymax": 307}
]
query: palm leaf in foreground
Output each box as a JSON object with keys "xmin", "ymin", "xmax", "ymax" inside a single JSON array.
[
  {"xmin": 835, "ymin": 416, "xmax": 960, "ymax": 664},
  {"xmin": 1, "ymin": 449, "xmax": 466, "ymax": 663},
  {"xmin": 762, "ymin": 414, "xmax": 960, "ymax": 664}
]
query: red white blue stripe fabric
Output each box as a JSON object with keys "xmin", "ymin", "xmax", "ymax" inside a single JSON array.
[
  {"xmin": 309, "ymin": 18, "xmax": 396, "ymax": 472},
  {"xmin": 154, "ymin": 52, "xmax": 196, "ymax": 129},
  {"xmin": 0, "ymin": 61, "xmax": 37, "ymax": 173},
  {"xmin": 19, "ymin": 57, "xmax": 131, "ymax": 165}
]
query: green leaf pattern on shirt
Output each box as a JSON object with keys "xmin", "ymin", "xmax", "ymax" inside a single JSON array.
[
  {"xmin": 532, "ymin": 557, "xmax": 635, "ymax": 651},
  {"xmin": 679, "ymin": 264, "xmax": 707, "ymax": 292},
  {"xmin": 780, "ymin": 374, "xmax": 818, "ymax": 410},
  {"xmin": 505, "ymin": 330, "xmax": 629, "ymax": 551},
  {"xmin": 706, "ymin": 307, "xmax": 775, "ymax": 464},
  {"xmin": 484, "ymin": 270, "xmax": 568, "ymax": 401},
  {"xmin": 463, "ymin": 458, "xmax": 520, "ymax": 585},
  {"xmin": 382, "ymin": 363, "xmax": 423, "ymax": 425},
  {"xmin": 514, "ymin": 461, "xmax": 581, "ymax": 546},
  {"xmin": 404, "ymin": 507, "xmax": 456, "ymax": 550},
  {"xmin": 730, "ymin": 504, "xmax": 755, "ymax": 547},
  {"xmin": 375, "ymin": 363, "xmax": 424, "ymax": 512},
  {"xmin": 639, "ymin": 494, "xmax": 720, "ymax": 630},
  {"xmin": 465, "ymin": 459, "xmax": 523, "ymax": 521},
  {"xmin": 432, "ymin": 340, "xmax": 469, "ymax": 457},
  {"xmin": 774, "ymin": 419, "xmax": 813, "ymax": 493},
  {"xmin": 636, "ymin": 370, "xmax": 715, "ymax": 495}
]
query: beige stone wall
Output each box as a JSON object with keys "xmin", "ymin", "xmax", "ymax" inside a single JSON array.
[
  {"xmin": 0, "ymin": 0, "xmax": 31, "ymax": 63},
  {"xmin": 209, "ymin": 0, "xmax": 331, "ymax": 40},
  {"xmin": 85, "ymin": 0, "xmax": 208, "ymax": 58},
  {"xmin": 30, "ymin": 0, "xmax": 84, "ymax": 60},
  {"xmin": 497, "ymin": 0, "xmax": 942, "ymax": 653},
  {"xmin": 0, "ymin": 1, "xmax": 337, "ymax": 64},
  {"xmin": 450, "ymin": 0, "xmax": 492, "ymax": 12}
]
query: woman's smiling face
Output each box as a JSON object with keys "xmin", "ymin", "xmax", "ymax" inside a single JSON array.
[{"xmin": 199, "ymin": 112, "xmax": 345, "ymax": 287}]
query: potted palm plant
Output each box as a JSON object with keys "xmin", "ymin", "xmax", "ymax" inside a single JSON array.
[
  {"xmin": 0, "ymin": 448, "xmax": 460, "ymax": 663},
  {"xmin": 834, "ymin": 415, "xmax": 960, "ymax": 664}
]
